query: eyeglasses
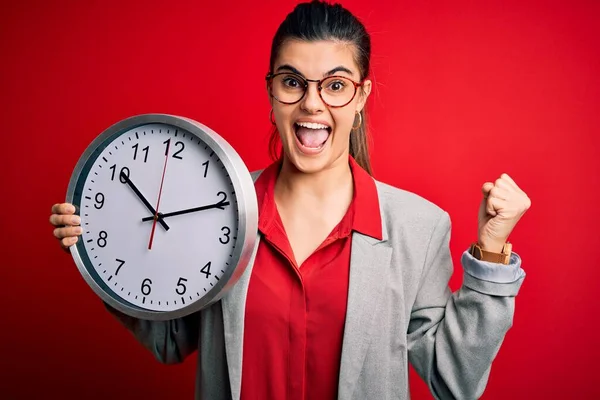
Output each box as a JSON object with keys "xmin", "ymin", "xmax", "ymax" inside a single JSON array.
[{"xmin": 266, "ymin": 72, "xmax": 364, "ymax": 108}]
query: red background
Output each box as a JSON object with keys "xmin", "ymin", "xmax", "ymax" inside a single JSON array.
[{"xmin": 2, "ymin": 0, "xmax": 599, "ymax": 399}]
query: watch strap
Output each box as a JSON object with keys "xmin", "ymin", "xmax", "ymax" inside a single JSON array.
[{"xmin": 469, "ymin": 242, "xmax": 512, "ymax": 265}]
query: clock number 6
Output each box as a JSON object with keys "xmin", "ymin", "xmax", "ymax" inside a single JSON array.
[
  {"xmin": 141, "ymin": 278, "xmax": 152, "ymax": 295},
  {"xmin": 176, "ymin": 277, "xmax": 187, "ymax": 295}
]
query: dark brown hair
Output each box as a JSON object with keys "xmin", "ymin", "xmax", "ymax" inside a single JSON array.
[{"xmin": 268, "ymin": 0, "xmax": 373, "ymax": 175}]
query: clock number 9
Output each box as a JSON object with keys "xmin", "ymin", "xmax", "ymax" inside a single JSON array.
[
  {"xmin": 220, "ymin": 227, "xmax": 231, "ymax": 244},
  {"xmin": 109, "ymin": 164, "xmax": 130, "ymax": 183},
  {"xmin": 176, "ymin": 277, "xmax": 187, "ymax": 295},
  {"xmin": 141, "ymin": 278, "xmax": 152, "ymax": 295},
  {"xmin": 97, "ymin": 231, "xmax": 108, "ymax": 248},
  {"xmin": 94, "ymin": 192, "xmax": 105, "ymax": 209}
]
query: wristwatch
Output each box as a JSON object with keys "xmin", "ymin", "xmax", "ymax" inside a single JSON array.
[{"xmin": 469, "ymin": 242, "xmax": 512, "ymax": 265}]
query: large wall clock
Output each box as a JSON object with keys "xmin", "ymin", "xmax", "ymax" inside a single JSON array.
[{"xmin": 66, "ymin": 114, "xmax": 258, "ymax": 320}]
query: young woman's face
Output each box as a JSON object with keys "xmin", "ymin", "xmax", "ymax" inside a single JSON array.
[{"xmin": 270, "ymin": 40, "xmax": 372, "ymax": 174}]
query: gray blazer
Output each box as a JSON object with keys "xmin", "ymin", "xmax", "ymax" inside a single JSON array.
[{"xmin": 108, "ymin": 177, "xmax": 525, "ymax": 400}]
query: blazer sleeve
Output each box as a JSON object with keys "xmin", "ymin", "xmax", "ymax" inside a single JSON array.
[
  {"xmin": 407, "ymin": 211, "xmax": 525, "ymax": 400},
  {"xmin": 104, "ymin": 303, "xmax": 200, "ymax": 365}
]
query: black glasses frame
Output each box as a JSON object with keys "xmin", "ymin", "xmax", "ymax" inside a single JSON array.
[{"xmin": 265, "ymin": 72, "xmax": 364, "ymax": 108}]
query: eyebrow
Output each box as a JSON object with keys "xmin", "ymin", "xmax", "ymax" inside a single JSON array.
[{"xmin": 275, "ymin": 64, "xmax": 355, "ymax": 78}]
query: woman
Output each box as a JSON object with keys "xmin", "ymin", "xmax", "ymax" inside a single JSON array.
[{"xmin": 49, "ymin": 1, "xmax": 531, "ymax": 399}]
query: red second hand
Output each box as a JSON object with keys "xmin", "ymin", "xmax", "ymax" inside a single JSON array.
[{"xmin": 148, "ymin": 140, "xmax": 171, "ymax": 250}]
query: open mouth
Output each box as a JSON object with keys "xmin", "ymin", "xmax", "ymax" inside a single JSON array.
[{"xmin": 293, "ymin": 121, "xmax": 332, "ymax": 152}]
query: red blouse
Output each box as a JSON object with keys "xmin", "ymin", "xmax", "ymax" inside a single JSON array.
[{"xmin": 241, "ymin": 156, "xmax": 382, "ymax": 400}]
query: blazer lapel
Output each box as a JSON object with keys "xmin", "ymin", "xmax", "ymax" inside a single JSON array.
[
  {"xmin": 338, "ymin": 231, "xmax": 393, "ymax": 400},
  {"xmin": 221, "ymin": 235, "xmax": 261, "ymax": 400}
]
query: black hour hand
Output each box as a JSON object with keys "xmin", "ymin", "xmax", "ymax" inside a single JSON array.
[
  {"xmin": 120, "ymin": 171, "xmax": 170, "ymax": 231},
  {"xmin": 141, "ymin": 200, "xmax": 230, "ymax": 222}
]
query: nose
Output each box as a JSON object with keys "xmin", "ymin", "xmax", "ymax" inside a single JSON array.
[{"xmin": 300, "ymin": 82, "xmax": 325, "ymax": 114}]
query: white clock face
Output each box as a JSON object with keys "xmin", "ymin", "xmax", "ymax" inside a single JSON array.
[{"xmin": 75, "ymin": 123, "xmax": 240, "ymax": 312}]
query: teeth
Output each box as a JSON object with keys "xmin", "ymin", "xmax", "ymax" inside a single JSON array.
[{"xmin": 296, "ymin": 121, "xmax": 330, "ymax": 130}]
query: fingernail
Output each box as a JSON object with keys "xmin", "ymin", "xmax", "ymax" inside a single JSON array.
[
  {"xmin": 75, "ymin": 227, "xmax": 83, "ymax": 234},
  {"xmin": 72, "ymin": 216, "xmax": 81, "ymax": 225},
  {"xmin": 71, "ymin": 237, "xmax": 78, "ymax": 244},
  {"xmin": 68, "ymin": 204, "xmax": 76, "ymax": 213}
]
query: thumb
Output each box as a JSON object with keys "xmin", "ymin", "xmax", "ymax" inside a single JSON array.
[
  {"xmin": 479, "ymin": 182, "xmax": 497, "ymax": 218},
  {"xmin": 481, "ymin": 182, "xmax": 494, "ymax": 199}
]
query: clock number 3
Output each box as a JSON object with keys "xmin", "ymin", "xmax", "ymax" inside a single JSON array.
[{"xmin": 220, "ymin": 227, "xmax": 231, "ymax": 244}]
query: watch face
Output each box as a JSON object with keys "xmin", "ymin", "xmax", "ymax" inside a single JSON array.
[{"xmin": 68, "ymin": 115, "xmax": 257, "ymax": 320}]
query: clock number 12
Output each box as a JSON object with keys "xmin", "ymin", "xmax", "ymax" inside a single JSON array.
[{"xmin": 163, "ymin": 139, "xmax": 185, "ymax": 159}]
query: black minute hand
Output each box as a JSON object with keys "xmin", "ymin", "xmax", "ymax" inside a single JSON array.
[
  {"xmin": 121, "ymin": 171, "xmax": 170, "ymax": 231},
  {"xmin": 141, "ymin": 201, "xmax": 230, "ymax": 222}
]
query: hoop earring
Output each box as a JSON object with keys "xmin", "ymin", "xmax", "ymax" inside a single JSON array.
[
  {"xmin": 352, "ymin": 111, "xmax": 362, "ymax": 130},
  {"xmin": 270, "ymin": 108, "xmax": 276, "ymax": 125}
]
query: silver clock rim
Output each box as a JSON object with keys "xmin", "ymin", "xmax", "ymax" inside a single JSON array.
[{"xmin": 66, "ymin": 114, "xmax": 258, "ymax": 321}]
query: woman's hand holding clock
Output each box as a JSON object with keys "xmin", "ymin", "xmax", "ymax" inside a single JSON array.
[{"xmin": 50, "ymin": 203, "xmax": 81, "ymax": 250}]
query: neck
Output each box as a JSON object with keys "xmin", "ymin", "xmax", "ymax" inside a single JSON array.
[{"xmin": 275, "ymin": 154, "xmax": 353, "ymax": 203}]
